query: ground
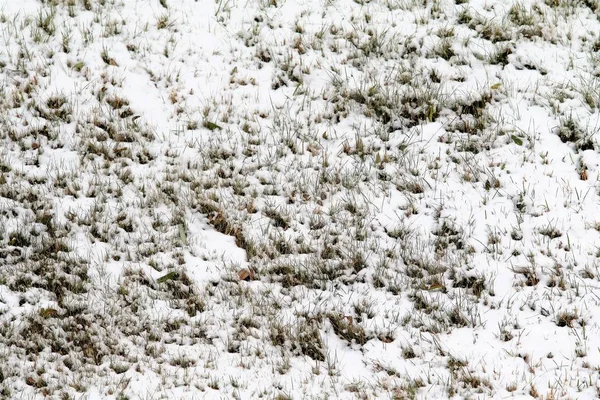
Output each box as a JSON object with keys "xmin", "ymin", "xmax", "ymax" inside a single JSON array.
[{"xmin": 1, "ymin": 0, "xmax": 600, "ymax": 399}]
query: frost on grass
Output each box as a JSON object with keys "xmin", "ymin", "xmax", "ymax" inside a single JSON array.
[{"xmin": 1, "ymin": 0, "xmax": 600, "ymax": 398}]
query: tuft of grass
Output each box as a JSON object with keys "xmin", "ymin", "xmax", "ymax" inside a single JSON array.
[
  {"xmin": 328, "ymin": 314, "xmax": 370, "ymax": 345},
  {"xmin": 555, "ymin": 310, "xmax": 578, "ymax": 327},
  {"xmin": 293, "ymin": 321, "xmax": 326, "ymax": 361},
  {"xmin": 156, "ymin": 13, "xmax": 173, "ymax": 29}
]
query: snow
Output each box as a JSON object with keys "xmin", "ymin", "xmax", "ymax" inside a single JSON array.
[{"xmin": 1, "ymin": 0, "xmax": 600, "ymax": 398}]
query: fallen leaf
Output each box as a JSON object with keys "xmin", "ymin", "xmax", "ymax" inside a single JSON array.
[
  {"xmin": 238, "ymin": 268, "xmax": 254, "ymax": 281},
  {"xmin": 307, "ymin": 143, "xmax": 320, "ymax": 156},
  {"xmin": 511, "ymin": 135, "xmax": 523, "ymax": 146},
  {"xmin": 157, "ymin": 271, "xmax": 178, "ymax": 283},
  {"xmin": 426, "ymin": 283, "xmax": 444, "ymax": 291},
  {"xmin": 39, "ymin": 308, "xmax": 57, "ymax": 318},
  {"xmin": 203, "ymin": 121, "xmax": 222, "ymax": 131},
  {"xmin": 73, "ymin": 61, "xmax": 85, "ymax": 71},
  {"xmin": 379, "ymin": 336, "xmax": 394, "ymax": 343}
]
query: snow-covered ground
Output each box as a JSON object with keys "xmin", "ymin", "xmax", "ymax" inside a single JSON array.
[{"xmin": 1, "ymin": 0, "xmax": 600, "ymax": 398}]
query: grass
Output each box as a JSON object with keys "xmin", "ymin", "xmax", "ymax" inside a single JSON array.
[{"xmin": 0, "ymin": 0, "xmax": 599, "ymax": 399}]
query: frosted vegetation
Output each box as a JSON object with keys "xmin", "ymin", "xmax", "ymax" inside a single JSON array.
[{"xmin": 1, "ymin": 0, "xmax": 600, "ymax": 398}]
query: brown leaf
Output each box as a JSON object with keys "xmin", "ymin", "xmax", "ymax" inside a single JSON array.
[
  {"xmin": 307, "ymin": 143, "xmax": 320, "ymax": 156},
  {"xmin": 238, "ymin": 268, "xmax": 254, "ymax": 281},
  {"xmin": 379, "ymin": 336, "xmax": 394, "ymax": 343},
  {"xmin": 39, "ymin": 308, "xmax": 58, "ymax": 319},
  {"xmin": 581, "ymin": 169, "xmax": 588, "ymax": 181}
]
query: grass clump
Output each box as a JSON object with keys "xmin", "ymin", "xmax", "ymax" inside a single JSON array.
[{"xmin": 555, "ymin": 116, "xmax": 594, "ymax": 151}]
